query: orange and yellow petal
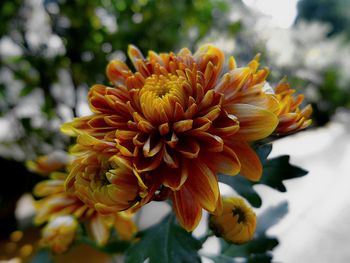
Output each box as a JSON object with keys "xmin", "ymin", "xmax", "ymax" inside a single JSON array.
[
  {"xmin": 40, "ymin": 215, "xmax": 78, "ymax": 254},
  {"xmin": 171, "ymin": 186, "xmax": 202, "ymax": 232}
]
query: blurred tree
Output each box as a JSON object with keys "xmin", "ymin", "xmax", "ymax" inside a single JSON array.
[{"xmin": 296, "ymin": 0, "xmax": 350, "ymax": 38}]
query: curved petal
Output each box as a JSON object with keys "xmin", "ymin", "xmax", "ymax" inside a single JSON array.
[
  {"xmin": 202, "ymin": 146, "xmax": 241, "ymax": 176},
  {"xmin": 88, "ymin": 215, "xmax": 110, "ymax": 245},
  {"xmin": 171, "ymin": 186, "xmax": 202, "ymax": 232},
  {"xmin": 162, "ymin": 159, "xmax": 188, "ymax": 190},
  {"xmin": 106, "ymin": 60, "xmax": 132, "ymax": 86},
  {"xmin": 186, "ymin": 160, "xmax": 219, "ymax": 212},
  {"xmin": 226, "ymin": 104, "xmax": 278, "ymax": 141},
  {"xmin": 227, "ymin": 141, "xmax": 262, "ymax": 181}
]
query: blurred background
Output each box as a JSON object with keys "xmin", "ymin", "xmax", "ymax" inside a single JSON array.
[{"xmin": 0, "ymin": 0, "xmax": 349, "ymax": 262}]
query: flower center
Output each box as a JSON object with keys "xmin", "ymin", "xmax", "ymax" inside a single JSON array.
[
  {"xmin": 232, "ymin": 207, "xmax": 246, "ymax": 224},
  {"xmin": 139, "ymin": 74, "xmax": 187, "ymax": 124}
]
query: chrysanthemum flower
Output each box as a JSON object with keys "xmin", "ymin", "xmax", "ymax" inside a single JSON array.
[
  {"xmin": 274, "ymin": 81, "xmax": 312, "ymax": 134},
  {"xmin": 33, "ymin": 170, "xmax": 137, "ymax": 245},
  {"xmin": 65, "ymin": 134, "xmax": 151, "ymax": 214},
  {"xmin": 41, "ymin": 215, "xmax": 78, "ymax": 254},
  {"xmin": 62, "ymin": 44, "xmax": 302, "ymax": 231},
  {"xmin": 209, "ymin": 197, "xmax": 256, "ymax": 244}
]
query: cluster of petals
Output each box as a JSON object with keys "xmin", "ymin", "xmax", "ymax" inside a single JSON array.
[
  {"xmin": 33, "ymin": 169, "xmax": 137, "ymax": 247},
  {"xmin": 209, "ymin": 197, "xmax": 256, "ymax": 244},
  {"xmin": 62, "ymin": 44, "xmax": 311, "ymax": 231}
]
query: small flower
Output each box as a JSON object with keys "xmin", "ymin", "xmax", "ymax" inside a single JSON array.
[
  {"xmin": 209, "ymin": 197, "xmax": 256, "ymax": 244},
  {"xmin": 274, "ymin": 81, "xmax": 312, "ymax": 134},
  {"xmin": 65, "ymin": 134, "xmax": 149, "ymax": 215},
  {"xmin": 41, "ymin": 215, "xmax": 78, "ymax": 254}
]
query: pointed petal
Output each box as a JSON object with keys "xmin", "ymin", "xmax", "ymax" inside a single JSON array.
[
  {"xmin": 172, "ymin": 187, "xmax": 202, "ymax": 232},
  {"xmin": 228, "ymin": 141, "xmax": 262, "ymax": 181},
  {"xmin": 186, "ymin": 160, "xmax": 219, "ymax": 212}
]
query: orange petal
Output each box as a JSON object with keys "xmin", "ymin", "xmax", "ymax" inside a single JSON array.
[
  {"xmin": 194, "ymin": 44, "xmax": 224, "ymax": 89},
  {"xmin": 106, "ymin": 60, "xmax": 132, "ymax": 86},
  {"xmin": 214, "ymin": 68, "xmax": 251, "ymax": 99},
  {"xmin": 202, "ymin": 146, "xmax": 241, "ymax": 176},
  {"xmin": 228, "ymin": 141, "xmax": 262, "ymax": 181},
  {"xmin": 227, "ymin": 104, "xmax": 278, "ymax": 141},
  {"xmin": 172, "ymin": 186, "xmax": 202, "ymax": 232},
  {"xmin": 175, "ymin": 137, "xmax": 200, "ymax": 158},
  {"xmin": 189, "ymin": 131, "xmax": 223, "ymax": 152},
  {"xmin": 134, "ymin": 149, "xmax": 164, "ymax": 172},
  {"xmin": 162, "ymin": 160, "xmax": 188, "ymax": 190},
  {"xmin": 186, "ymin": 160, "xmax": 219, "ymax": 212}
]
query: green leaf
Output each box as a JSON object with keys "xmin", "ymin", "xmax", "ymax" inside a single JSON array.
[
  {"xmin": 222, "ymin": 236, "xmax": 278, "ymax": 258},
  {"xmin": 19, "ymin": 85, "xmax": 34, "ymax": 97},
  {"xmin": 260, "ymin": 156, "xmax": 308, "ymax": 192},
  {"xmin": 256, "ymin": 201, "xmax": 288, "ymax": 234},
  {"xmin": 125, "ymin": 214, "xmax": 202, "ymax": 263},
  {"xmin": 208, "ymin": 253, "xmax": 273, "ymax": 263},
  {"xmin": 254, "ymin": 143, "xmax": 272, "ymax": 165},
  {"xmin": 219, "ymin": 175, "xmax": 262, "ymax": 208}
]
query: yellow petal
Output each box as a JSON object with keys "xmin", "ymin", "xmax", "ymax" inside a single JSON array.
[{"xmin": 227, "ymin": 103, "xmax": 278, "ymax": 141}]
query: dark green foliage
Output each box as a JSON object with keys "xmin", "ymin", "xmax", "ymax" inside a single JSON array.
[
  {"xmin": 219, "ymin": 175, "xmax": 262, "ymax": 208},
  {"xmin": 125, "ymin": 214, "xmax": 202, "ymax": 263},
  {"xmin": 259, "ymin": 155, "xmax": 308, "ymax": 192}
]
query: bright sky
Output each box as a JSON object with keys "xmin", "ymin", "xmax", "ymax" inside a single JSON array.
[{"xmin": 242, "ymin": 0, "xmax": 299, "ymax": 28}]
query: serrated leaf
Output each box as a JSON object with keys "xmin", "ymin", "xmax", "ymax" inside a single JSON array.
[
  {"xmin": 219, "ymin": 175, "xmax": 262, "ymax": 208},
  {"xmin": 260, "ymin": 156, "xmax": 308, "ymax": 192},
  {"xmin": 125, "ymin": 214, "xmax": 202, "ymax": 263},
  {"xmin": 254, "ymin": 143, "xmax": 272, "ymax": 165},
  {"xmin": 256, "ymin": 201, "xmax": 288, "ymax": 234}
]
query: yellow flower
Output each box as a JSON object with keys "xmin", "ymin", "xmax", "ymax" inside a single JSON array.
[
  {"xmin": 33, "ymin": 170, "xmax": 137, "ymax": 246},
  {"xmin": 65, "ymin": 134, "xmax": 150, "ymax": 215},
  {"xmin": 61, "ymin": 44, "xmax": 295, "ymax": 231},
  {"xmin": 41, "ymin": 215, "xmax": 78, "ymax": 254},
  {"xmin": 209, "ymin": 197, "xmax": 256, "ymax": 244},
  {"xmin": 275, "ymin": 81, "xmax": 312, "ymax": 134}
]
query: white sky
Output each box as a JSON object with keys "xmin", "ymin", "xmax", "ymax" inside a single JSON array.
[{"xmin": 243, "ymin": 0, "xmax": 299, "ymax": 28}]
